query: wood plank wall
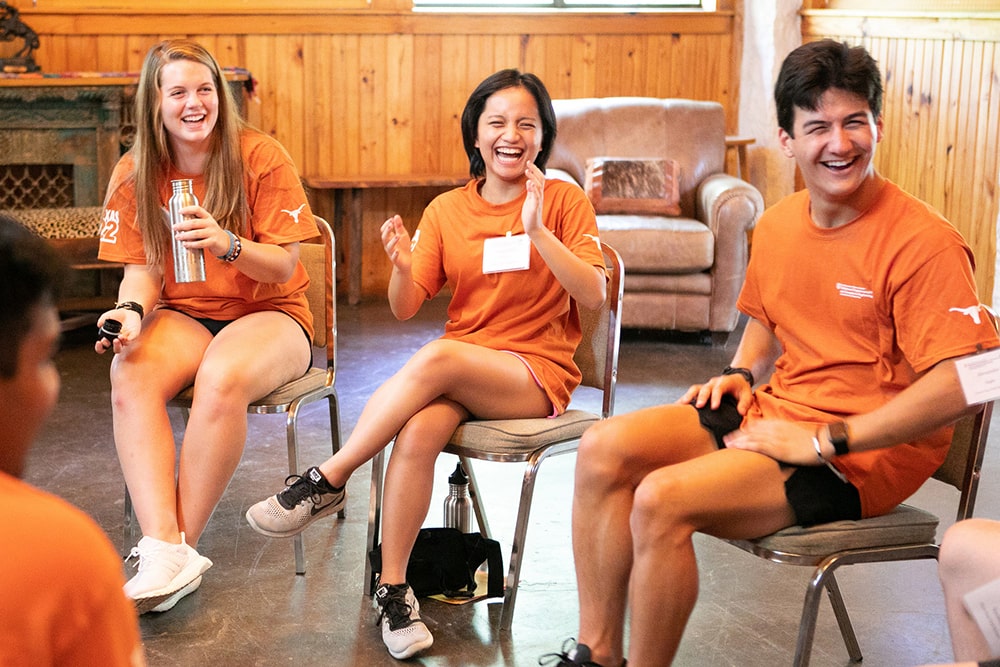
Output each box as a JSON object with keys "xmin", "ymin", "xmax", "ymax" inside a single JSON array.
[
  {"xmin": 14, "ymin": 8, "xmax": 736, "ymax": 297},
  {"xmin": 802, "ymin": 11, "xmax": 1000, "ymax": 304}
]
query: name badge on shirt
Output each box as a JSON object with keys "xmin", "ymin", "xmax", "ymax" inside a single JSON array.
[{"xmin": 482, "ymin": 232, "xmax": 530, "ymax": 274}]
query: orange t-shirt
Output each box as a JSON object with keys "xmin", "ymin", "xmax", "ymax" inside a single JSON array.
[
  {"xmin": 98, "ymin": 131, "xmax": 319, "ymax": 340},
  {"xmin": 0, "ymin": 473, "xmax": 144, "ymax": 666},
  {"xmin": 738, "ymin": 180, "xmax": 999, "ymax": 517},
  {"xmin": 410, "ymin": 178, "xmax": 605, "ymax": 413}
]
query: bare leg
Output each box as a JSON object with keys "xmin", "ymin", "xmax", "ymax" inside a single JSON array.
[
  {"xmin": 571, "ymin": 403, "xmax": 795, "ymax": 665},
  {"xmin": 939, "ymin": 518, "xmax": 1000, "ymax": 661},
  {"xmin": 317, "ymin": 340, "xmax": 550, "ymax": 486},
  {"xmin": 112, "ymin": 309, "xmax": 309, "ymax": 547},
  {"xmin": 176, "ymin": 311, "xmax": 310, "ymax": 545},
  {"xmin": 627, "ymin": 448, "xmax": 794, "ymax": 664},
  {"xmin": 111, "ymin": 310, "xmax": 210, "ymax": 544},
  {"xmin": 377, "ymin": 399, "xmax": 466, "ymax": 584},
  {"xmin": 317, "ymin": 340, "xmax": 552, "ymax": 582}
]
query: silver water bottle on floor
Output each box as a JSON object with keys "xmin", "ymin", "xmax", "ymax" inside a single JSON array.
[
  {"xmin": 443, "ymin": 462, "xmax": 473, "ymax": 533},
  {"xmin": 169, "ymin": 178, "xmax": 206, "ymax": 283}
]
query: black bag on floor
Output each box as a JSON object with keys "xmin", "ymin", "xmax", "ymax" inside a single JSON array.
[{"xmin": 369, "ymin": 527, "xmax": 504, "ymax": 599}]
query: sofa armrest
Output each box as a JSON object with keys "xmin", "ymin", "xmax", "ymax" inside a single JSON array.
[{"xmin": 697, "ymin": 173, "xmax": 765, "ymax": 333}]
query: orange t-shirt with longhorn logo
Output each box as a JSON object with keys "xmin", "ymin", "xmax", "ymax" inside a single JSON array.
[
  {"xmin": 98, "ymin": 130, "xmax": 319, "ymax": 340},
  {"xmin": 738, "ymin": 179, "xmax": 999, "ymax": 517}
]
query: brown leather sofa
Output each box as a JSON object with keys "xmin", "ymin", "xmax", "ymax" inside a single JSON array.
[{"xmin": 547, "ymin": 97, "xmax": 764, "ymax": 342}]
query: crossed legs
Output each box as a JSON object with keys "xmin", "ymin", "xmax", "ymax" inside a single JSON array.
[
  {"xmin": 315, "ymin": 339, "xmax": 553, "ymax": 584},
  {"xmin": 572, "ymin": 403, "xmax": 796, "ymax": 665}
]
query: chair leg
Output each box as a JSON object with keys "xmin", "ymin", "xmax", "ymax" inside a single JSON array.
[
  {"xmin": 286, "ymin": 410, "xmax": 307, "ymax": 576},
  {"xmin": 364, "ymin": 447, "xmax": 386, "ymax": 596},
  {"xmin": 824, "ymin": 572, "xmax": 863, "ymax": 663},
  {"xmin": 328, "ymin": 394, "xmax": 345, "ymax": 520},
  {"xmin": 459, "ymin": 456, "xmax": 492, "ymax": 538},
  {"xmin": 793, "ymin": 560, "xmax": 863, "ymax": 667},
  {"xmin": 498, "ymin": 454, "xmax": 545, "ymax": 633}
]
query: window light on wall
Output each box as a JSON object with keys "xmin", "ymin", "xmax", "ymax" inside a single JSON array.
[{"xmin": 413, "ymin": 0, "xmax": 715, "ymax": 12}]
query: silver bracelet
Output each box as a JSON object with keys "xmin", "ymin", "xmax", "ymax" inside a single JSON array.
[{"xmin": 812, "ymin": 433, "xmax": 849, "ymax": 484}]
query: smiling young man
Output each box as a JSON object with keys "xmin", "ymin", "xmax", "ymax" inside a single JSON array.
[{"xmin": 543, "ymin": 40, "xmax": 1000, "ymax": 667}]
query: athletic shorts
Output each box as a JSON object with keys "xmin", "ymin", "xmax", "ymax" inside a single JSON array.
[
  {"xmin": 165, "ymin": 308, "xmax": 313, "ymax": 375},
  {"xmin": 693, "ymin": 395, "xmax": 862, "ymax": 527}
]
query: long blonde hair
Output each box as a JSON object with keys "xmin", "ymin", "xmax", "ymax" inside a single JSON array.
[{"xmin": 129, "ymin": 39, "xmax": 249, "ymax": 266}]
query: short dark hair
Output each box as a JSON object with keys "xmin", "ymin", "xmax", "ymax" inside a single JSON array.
[
  {"xmin": 460, "ymin": 69, "xmax": 557, "ymax": 179},
  {"xmin": 774, "ymin": 39, "xmax": 883, "ymax": 136},
  {"xmin": 0, "ymin": 214, "xmax": 65, "ymax": 378}
]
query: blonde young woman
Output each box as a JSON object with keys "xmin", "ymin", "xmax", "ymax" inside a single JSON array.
[{"xmin": 95, "ymin": 39, "xmax": 319, "ymax": 614}]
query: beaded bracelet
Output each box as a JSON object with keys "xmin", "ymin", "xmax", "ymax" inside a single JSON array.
[
  {"xmin": 216, "ymin": 230, "xmax": 236, "ymax": 260},
  {"xmin": 217, "ymin": 230, "xmax": 242, "ymax": 262}
]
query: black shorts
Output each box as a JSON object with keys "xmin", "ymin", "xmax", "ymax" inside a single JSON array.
[{"xmin": 693, "ymin": 396, "xmax": 862, "ymax": 527}]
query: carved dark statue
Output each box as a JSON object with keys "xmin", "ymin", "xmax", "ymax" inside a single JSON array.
[{"xmin": 0, "ymin": 1, "xmax": 40, "ymax": 72}]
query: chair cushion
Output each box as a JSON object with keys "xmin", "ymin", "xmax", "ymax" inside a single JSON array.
[
  {"xmin": 597, "ymin": 215, "xmax": 713, "ymax": 273},
  {"xmin": 747, "ymin": 504, "xmax": 940, "ymax": 556},
  {"xmin": 584, "ymin": 157, "xmax": 681, "ymax": 216},
  {"xmin": 448, "ymin": 409, "xmax": 598, "ymax": 455}
]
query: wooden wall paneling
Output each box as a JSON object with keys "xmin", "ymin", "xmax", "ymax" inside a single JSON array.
[
  {"xmin": 302, "ymin": 35, "xmax": 332, "ymax": 177},
  {"xmin": 569, "ymin": 34, "xmax": 597, "ymax": 99},
  {"xmin": 384, "ymin": 33, "xmax": 414, "ymax": 175},
  {"xmin": 337, "ymin": 34, "xmax": 363, "ymax": 176},
  {"xmin": 542, "ymin": 35, "xmax": 575, "ymax": 100},
  {"xmin": 360, "ymin": 33, "xmax": 388, "ymax": 176},
  {"xmin": 439, "ymin": 34, "xmax": 472, "ymax": 176},
  {"xmin": 412, "ymin": 35, "xmax": 443, "ymax": 174}
]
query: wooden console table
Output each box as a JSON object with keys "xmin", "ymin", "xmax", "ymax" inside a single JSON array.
[
  {"xmin": 304, "ymin": 174, "xmax": 470, "ymax": 305},
  {"xmin": 725, "ymin": 135, "xmax": 755, "ymax": 182}
]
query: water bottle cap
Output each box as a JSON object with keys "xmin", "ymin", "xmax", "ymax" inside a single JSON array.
[{"xmin": 448, "ymin": 462, "xmax": 468, "ymax": 485}]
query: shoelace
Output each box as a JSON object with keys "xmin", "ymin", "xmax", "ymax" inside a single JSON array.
[
  {"xmin": 537, "ymin": 638, "xmax": 601, "ymax": 667},
  {"xmin": 375, "ymin": 588, "xmax": 414, "ymax": 631},
  {"xmin": 277, "ymin": 473, "xmax": 326, "ymax": 508}
]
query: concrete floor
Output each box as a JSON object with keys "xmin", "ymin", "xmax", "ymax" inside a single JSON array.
[{"xmin": 27, "ymin": 296, "xmax": 1000, "ymax": 667}]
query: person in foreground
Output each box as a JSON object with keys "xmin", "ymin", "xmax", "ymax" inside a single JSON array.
[
  {"xmin": 0, "ymin": 214, "xmax": 146, "ymax": 666},
  {"xmin": 96, "ymin": 39, "xmax": 320, "ymax": 613},
  {"xmin": 247, "ymin": 68, "xmax": 606, "ymax": 659},
  {"xmin": 919, "ymin": 518, "xmax": 1000, "ymax": 667},
  {"xmin": 541, "ymin": 39, "xmax": 1000, "ymax": 667}
]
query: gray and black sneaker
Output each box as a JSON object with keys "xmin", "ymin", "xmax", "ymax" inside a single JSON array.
[
  {"xmin": 245, "ymin": 466, "xmax": 346, "ymax": 538},
  {"xmin": 374, "ymin": 583, "xmax": 434, "ymax": 660},
  {"xmin": 539, "ymin": 639, "xmax": 627, "ymax": 666}
]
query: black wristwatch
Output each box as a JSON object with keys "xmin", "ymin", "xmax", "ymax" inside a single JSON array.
[
  {"xmin": 722, "ymin": 366, "xmax": 754, "ymax": 386},
  {"xmin": 827, "ymin": 421, "xmax": 850, "ymax": 456}
]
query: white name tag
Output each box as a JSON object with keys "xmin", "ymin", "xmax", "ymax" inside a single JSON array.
[
  {"xmin": 955, "ymin": 347, "xmax": 1000, "ymax": 405},
  {"xmin": 482, "ymin": 232, "xmax": 530, "ymax": 274}
]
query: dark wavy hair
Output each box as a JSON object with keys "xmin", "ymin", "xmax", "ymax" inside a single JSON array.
[
  {"xmin": 774, "ymin": 39, "xmax": 883, "ymax": 137},
  {"xmin": 460, "ymin": 69, "xmax": 557, "ymax": 179},
  {"xmin": 0, "ymin": 214, "xmax": 65, "ymax": 378}
]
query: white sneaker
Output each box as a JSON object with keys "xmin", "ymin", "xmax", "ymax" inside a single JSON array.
[
  {"xmin": 374, "ymin": 583, "xmax": 434, "ymax": 660},
  {"xmin": 150, "ymin": 575, "xmax": 203, "ymax": 613},
  {"xmin": 123, "ymin": 533, "xmax": 212, "ymax": 614}
]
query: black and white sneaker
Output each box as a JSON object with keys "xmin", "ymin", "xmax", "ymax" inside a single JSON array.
[
  {"xmin": 245, "ymin": 466, "xmax": 346, "ymax": 538},
  {"xmin": 539, "ymin": 639, "xmax": 627, "ymax": 666},
  {"xmin": 374, "ymin": 583, "xmax": 434, "ymax": 660}
]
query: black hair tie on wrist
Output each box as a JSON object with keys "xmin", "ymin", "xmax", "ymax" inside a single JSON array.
[{"xmin": 115, "ymin": 301, "xmax": 145, "ymax": 320}]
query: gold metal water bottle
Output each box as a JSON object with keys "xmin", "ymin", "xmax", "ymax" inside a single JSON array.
[{"xmin": 169, "ymin": 179, "xmax": 206, "ymax": 283}]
